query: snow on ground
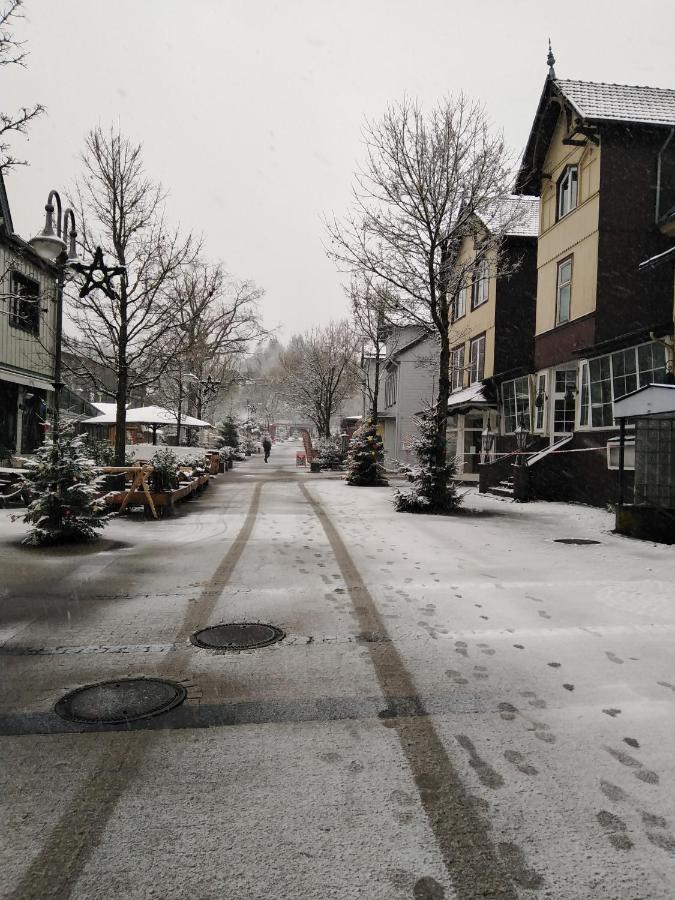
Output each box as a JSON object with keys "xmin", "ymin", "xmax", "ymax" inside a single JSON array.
[{"xmin": 1, "ymin": 446, "xmax": 674, "ymax": 899}]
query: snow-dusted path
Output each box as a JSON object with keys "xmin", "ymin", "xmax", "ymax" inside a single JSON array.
[{"xmin": 1, "ymin": 442, "xmax": 674, "ymax": 899}]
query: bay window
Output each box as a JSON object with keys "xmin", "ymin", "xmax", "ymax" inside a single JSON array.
[
  {"xmin": 501, "ymin": 376, "xmax": 531, "ymax": 433},
  {"xmin": 578, "ymin": 341, "xmax": 667, "ymax": 427}
]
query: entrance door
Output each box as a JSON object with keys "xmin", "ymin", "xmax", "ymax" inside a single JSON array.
[
  {"xmin": 551, "ymin": 369, "xmax": 577, "ymax": 440},
  {"xmin": 462, "ymin": 412, "xmax": 484, "ymax": 476}
]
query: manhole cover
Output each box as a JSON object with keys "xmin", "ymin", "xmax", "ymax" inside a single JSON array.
[
  {"xmin": 554, "ymin": 538, "xmax": 601, "ymax": 545},
  {"xmin": 190, "ymin": 622, "xmax": 285, "ymax": 651},
  {"xmin": 55, "ymin": 677, "xmax": 186, "ymax": 724}
]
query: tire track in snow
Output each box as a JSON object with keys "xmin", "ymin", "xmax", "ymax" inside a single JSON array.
[
  {"xmin": 9, "ymin": 482, "xmax": 264, "ymax": 900},
  {"xmin": 299, "ymin": 483, "xmax": 522, "ymax": 900}
]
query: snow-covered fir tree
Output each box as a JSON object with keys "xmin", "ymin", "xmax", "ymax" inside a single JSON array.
[
  {"xmin": 217, "ymin": 416, "xmax": 240, "ymax": 450},
  {"xmin": 394, "ymin": 407, "xmax": 461, "ymax": 513},
  {"xmin": 16, "ymin": 428, "xmax": 109, "ymax": 546},
  {"xmin": 345, "ymin": 420, "xmax": 388, "ymax": 486}
]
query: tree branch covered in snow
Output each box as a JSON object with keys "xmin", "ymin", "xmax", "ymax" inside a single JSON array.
[
  {"xmin": 326, "ymin": 94, "xmax": 521, "ymax": 510},
  {"xmin": 64, "ymin": 126, "xmax": 199, "ymax": 462},
  {"xmin": 278, "ymin": 321, "xmax": 360, "ymax": 438}
]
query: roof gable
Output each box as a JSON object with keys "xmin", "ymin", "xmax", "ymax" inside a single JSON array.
[{"xmin": 516, "ymin": 76, "xmax": 675, "ymax": 195}]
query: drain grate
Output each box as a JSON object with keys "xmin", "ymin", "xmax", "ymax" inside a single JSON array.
[
  {"xmin": 55, "ymin": 677, "xmax": 186, "ymax": 725},
  {"xmin": 190, "ymin": 622, "xmax": 285, "ymax": 651},
  {"xmin": 554, "ymin": 538, "xmax": 601, "ymax": 545}
]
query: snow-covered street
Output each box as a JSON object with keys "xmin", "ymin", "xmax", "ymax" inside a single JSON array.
[{"xmin": 1, "ymin": 441, "xmax": 675, "ymax": 899}]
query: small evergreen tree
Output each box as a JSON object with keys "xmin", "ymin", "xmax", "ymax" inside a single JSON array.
[
  {"xmin": 217, "ymin": 416, "xmax": 240, "ymax": 450},
  {"xmin": 394, "ymin": 407, "xmax": 461, "ymax": 513},
  {"xmin": 16, "ymin": 427, "xmax": 109, "ymax": 546},
  {"xmin": 345, "ymin": 420, "xmax": 388, "ymax": 486}
]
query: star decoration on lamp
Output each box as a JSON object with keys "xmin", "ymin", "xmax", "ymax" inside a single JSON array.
[{"xmin": 72, "ymin": 246, "xmax": 126, "ymax": 299}]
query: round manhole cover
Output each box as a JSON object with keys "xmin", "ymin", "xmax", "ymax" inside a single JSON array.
[
  {"xmin": 554, "ymin": 538, "xmax": 601, "ymax": 545},
  {"xmin": 55, "ymin": 678, "xmax": 186, "ymax": 724},
  {"xmin": 191, "ymin": 622, "xmax": 285, "ymax": 651}
]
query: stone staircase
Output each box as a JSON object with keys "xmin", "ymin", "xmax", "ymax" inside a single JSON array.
[{"xmin": 485, "ymin": 475, "xmax": 514, "ymax": 499}]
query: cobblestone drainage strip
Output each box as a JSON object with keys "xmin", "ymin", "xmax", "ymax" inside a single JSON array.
[
  {"xmin": 54, "ymin": 678, "xmax": 187, "ymax": 725},
  {"xmin": 190, "ymin": 622, "xmax": 285, "ymax": 651},
  {"xmin": 554, "ymin": 538, "xmax": 601, "ymax": 545}
]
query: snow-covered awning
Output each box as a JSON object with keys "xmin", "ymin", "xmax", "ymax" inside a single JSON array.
[
  {"xmin": 91, "ymin": 402, "xmax": 119, "ymax": 415},
  {"xmin": 81, "ymin": 405, "xmax": 212, "ymax": 428},
  {"xmin": 613, "ymin": 383, "xmax": 675, "ymax": 420},
  {"xmin": 447, "ymin": 384, "xmax": 496, "ymax": 414}
]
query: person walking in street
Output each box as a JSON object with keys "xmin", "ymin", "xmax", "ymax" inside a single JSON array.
[{"xmin": 262, "ymin": 435, "xmax": 272, "ymax": 463}]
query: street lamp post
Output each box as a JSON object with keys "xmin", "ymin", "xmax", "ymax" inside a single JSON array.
[
  {"xmin": 30, "ymin": 191, "xmax": 126, "ymax": 448},
  {"xmin": 28, "ymin": 192, "xmax": 80, "ymax": 441}
]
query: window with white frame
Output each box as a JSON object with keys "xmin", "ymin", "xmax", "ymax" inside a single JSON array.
[
  {"xmin": 556, "ymin": 257, "xmax": 572, "ymax": 324},
  {"xmin": 471, "ymin": 259, "xmax": 489, "ymax": 309},
  {"xmin": 578, "ymin": 341, "xmax": 667, "ymax": 428},
  {"xmin": 454, "ymin": 283, "xmax": 467, "ymax": 320},
  {"xmin": 534, "ymin": 373, "xmax": 547, "ymax": 431},
  {"xmin": 501, "ymin": 376, "xmax": 531, "ymax": 433},
  {"xmin": 450, "ymin": 344, "xmax": 465, "ymax": 392},
  {"xmin": 557, "ymin": 165, "xmax": 578, "ymax": 219},
  {"xmin": 384, "ymin": 371, "xmax": 397, "ymax": 408},
  {"xmin": 468, "ymin": 334, "xmax": 485, "ymax": 384},
  {"xmin": 553, "ymin": 369, "xmax": 577, "ymax": 433}
]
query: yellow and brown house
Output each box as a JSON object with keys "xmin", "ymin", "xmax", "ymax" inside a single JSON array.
[{"xmin": 478, "ymin": 62, "xmax": 675, "ymax": 504}]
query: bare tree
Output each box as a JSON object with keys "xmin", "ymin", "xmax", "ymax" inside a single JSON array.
[
  {"xmin": 1, "ymin": 0, "xmax": 44, "ymax": 173},
  {"xmin": 326, "ymin": 95, "xmax": 519, "ymax": 510},
  {"xmin": 65, "ymin": 127, "xmax": 198, "ymax": 463},
  {"xmin": 278, "ymin": 321, "xmax": 360, "ymax": 438},
  {"xmin": 349, "ymin": 275, "xmax": 393, "ymax": 425},
  {"xmin": 152, "ymin": 260, "xmax": 265, "ymax": 443},
  {"xmin": 240, "ymin": 339, "xmax": 288, "ymax": 431}
]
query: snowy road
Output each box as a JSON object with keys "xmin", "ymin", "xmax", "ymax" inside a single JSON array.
[{"xmin": 1, "ymin": 442, "xmax": 675, "ymax": 899}]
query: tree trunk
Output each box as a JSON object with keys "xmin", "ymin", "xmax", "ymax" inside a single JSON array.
[
  {"xmin": 371, "ymin": 347, "xmax": 381, "ymax": 425},
  {"xmin": 176, "ymin": 380, "xmax": 183, "ymax": 447},
  {"xmin": 114, "ymin": 364, "xmax": 127, "ymax": 465},
  {"xmin": 433, "ymin": 325, "xmax": 450, "ymax": 503},
  {"xmin": 114, "ymin": 287, "xmax": 129, "ymax": 466}
]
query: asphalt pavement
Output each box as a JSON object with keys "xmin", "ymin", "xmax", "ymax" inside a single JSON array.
[{"xmin": 1, "ymin": 441, "xmax": 675, "ymax": 899}]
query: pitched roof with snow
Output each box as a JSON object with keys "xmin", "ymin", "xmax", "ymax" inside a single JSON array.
[
  {"xmin": 516, "ymin": 76, "xmax": 675, "ymax": 194},
  {"xmin": 478, "ymin": 195, "xmax": 540, "ymax": 237},
  {"xmin": 555, "ymin": 80, "xmax": 675, "ymax": 127}
]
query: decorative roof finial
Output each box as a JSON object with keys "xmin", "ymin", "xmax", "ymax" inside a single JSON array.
[{"xmin": 547, "ymin": 39, "xmax": 556, "ymax": 80}]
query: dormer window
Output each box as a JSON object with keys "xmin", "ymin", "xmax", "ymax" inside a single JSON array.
[{"xmin": 557, "ymin": 165, "xmax": 578, "ymax": 219}]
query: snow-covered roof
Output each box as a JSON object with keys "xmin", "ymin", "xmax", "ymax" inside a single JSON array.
[
  {"xmin": 556, "ymin": 80, "xmax": 675, "ymax": 127},
  {"xmin": 613, "ymin": 383, "xmax": 675, "ymax": 419},
  {"xmin": 477, "ymin": 195, "xmax": 540, "ymax": 237},
  {"xmin": 516, "ymin": 76, "xmax": 675, "ymax": 195},
  {"xmin": 82, "ymin": 405, "xmax": 212, "ymax": 427},
  {"xmin": 91, "ymin": 402, "xmax": 119, "ymax": 415},
  {"xmin": 447, "ymin": 383, "xmax": 496, "ymax": 412}
]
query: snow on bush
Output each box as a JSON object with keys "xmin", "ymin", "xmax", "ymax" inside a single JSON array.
[
  {"xmin": 15, "ymin": 427, "xmax": 110, "ymax": 546},
  {"xmin": 345, "ymin": 421, "xmax": 388, "ymax": 486},
  {"xmin": 394, "ymin": 407, "xmax": 461, "ymax": 514}
]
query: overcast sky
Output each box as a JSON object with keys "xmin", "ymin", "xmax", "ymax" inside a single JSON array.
[{"xmin": 4, "ymin": 0, "xmax": 674, "ymax": 339}]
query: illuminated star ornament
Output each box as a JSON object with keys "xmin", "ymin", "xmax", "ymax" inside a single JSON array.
[{"xmin": 72, "ymin": 246, "xmax": 126, "ymax": 299}]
